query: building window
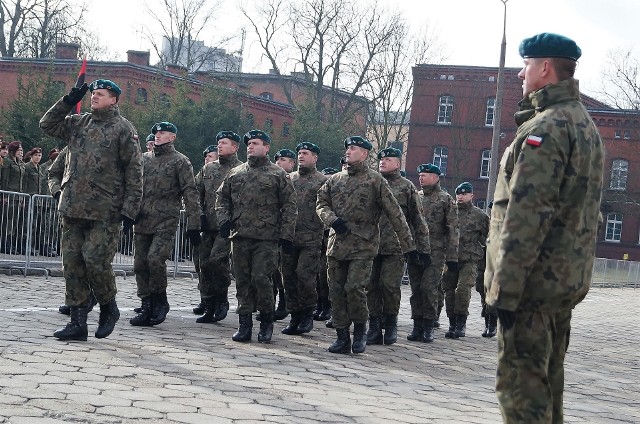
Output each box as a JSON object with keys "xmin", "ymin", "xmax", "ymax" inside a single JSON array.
[
  {"xmin": 136, "ymin": 88, "xmax": 147, "ymax": 104},
  {"xmin": 246, "ymin": 113, "xmax": 254, "ymax": 128},
  {"xmin": 614, "ymin": 130, "xmax": 621, "ymax": 139},
  {"xmin": 488, "ymin": 76, "xmax": 495, "ymax": 82},
  {"xmin": 605, "ymin": 213, "xmax": 622, "ymax": 242},
  {"xmin": 437, "ymin": 95, "xmax": 454, "ymax": 124},
  {"xmin": 433, "ymin": 146, "xmax": 448, "ymax": 175},
  {"xmin": 264, "ymin": 118, "xmax": 273, "ymax": 133},
  {"xmin": 440, "ymin": 75, "xmax": 446, "ymax": 80},
  {"xmin": 480, "ymin": 149, "xmax": 491, "ymax": 178},
  {"xmin": 282, "ymin": 122, "xmax": 290, "ymax": 137},
  {"xmin": 447, "ymin": 75, "xmax": 454, "ymax": 80},
  {"xmin": 624, "ymin": 130, "xmax": 631, "ymax": 139},
  {"xmin": 485, "ymin": 98, "xmax": 495, "ymax": 126},
  {"xmin": 610, "ymin": 159, "xmax": 628, "ymax": 191},
  {"xmin": 259, "ymin": 92, "xmax": 273, "ymax": 100}
]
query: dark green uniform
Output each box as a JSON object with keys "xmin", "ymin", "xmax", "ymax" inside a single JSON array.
[{"xmin": 0, "ymin": 154, "xmax": 25, "ymax": 254}]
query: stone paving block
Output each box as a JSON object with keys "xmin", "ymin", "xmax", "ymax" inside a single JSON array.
[
  {"xmin": 94, "ymin": 405, "xmax": 164, "ymax": 419},
  {"xmin": 166, "ymin": 412, "xmax": 233, "ymax": 424}
]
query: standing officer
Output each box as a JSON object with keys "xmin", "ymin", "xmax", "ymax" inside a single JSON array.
[
  {"xmin": 407, "ymin": 164, "xmax": 458, "ymax": 342},
  {"xmin": 317, "ymin": 136, "xmax": 418, "ymax": 354},
  {"xmin": 442, "ymin": 182, "xmax": 488, "ymax": 339},
  {"xmin": 274, "ymin": 148, "xmax": 296, "ymax": 173},
  {"xmin": 1, "ymin": 141, "xmax": 26, "ymax": 255},
  {"xmin": 203, "ymin": 145, "xmax": 218, "ymax": 164},
  {"xmin": 41, "ymin": 79, "xmax": 143, "ymax": 341},
  {"xmin": 195, "ymin": 131, "xmax": 242, "ymax": 323},
  {"xmin": 216, "ymin": 130, "xmax": 297, "ymax": 343},
  {"xmin": 144, "ymin": 134, "xmax": 155, "ymax": 157},
  {"xmin": 367, "ymin": 147, "xmax": 431, "ymax": 346},
  {"xmin": 130, "ymin": 122, "xmax": 201, "ymax": 327},
  {"xmin": 281, "ymin": 142, "xmax": 327, "ymax": 335},
  {"xmin": 485, "ymin": 33, "xmax": 604, "ymax": 423}
]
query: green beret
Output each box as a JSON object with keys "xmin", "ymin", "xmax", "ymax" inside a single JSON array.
[
  {"xmin": 275, "ymin": 149, "xmax": 296, "ymax": 160},
  {"xmin": 216, "ymin": 131, "xmax": 240, "ymax": 143},
  {"xmin": 203, "ymin": 145, "xmax": 217, "ymax": 156},
  {"xmin": 519, "ymin": 33, "xmax": 581, "ymax": 61},
  {"xmin": 243, "ymin": 129, "xmax": 271, "ymax": 145},
  {"xmin": 455, "ymin": 181, "xmax": 473, "ymax": 194},
  {"xmin": 417, "ymin": 163, "xmax": 441, "ymax": 175},
  {"xmin": 377, "ymin": 147, "xmax": 402, "ymax": 160},
  {"xmin": 344, "ymin": 136, "xmax": 372, "ymax": 150},
  {"xmin": 151, "ymin": 121, "xmax": 177, "ymax": 134},
  {"xmin": 145, "ymin": 134, "xmax": 155, "ymax": 142},
  {"xmin": 322, "ymin": 167, "xmax": 339, "ymax": 175},
  {"xmin": 296, "ymin": 142, "xmax": 320, "ymax": 155},
  {"xmin": 88, "ymin": 79, "xmax": 122, "ymax": 96}
]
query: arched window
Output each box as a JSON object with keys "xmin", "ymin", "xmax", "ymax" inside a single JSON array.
[
  {"xmin": 136, "ymin": 88, "xmax": 147, "ymax": 104},
  {"xmin": 605, "ymin": 213, "xmax": 622, "ymax": 242},
  {"xmin": 282, "ymin": 122, "xmax": 290, "ymax": 137},
  {"xmin": 610, "ymin": 159, "xmax": 628, "ymax": 190},
  {"xmin": 485, "ymin": 98, "xmax": 495, "ymax": 126},
  {"xmin": 264, "ymin": 118, "xmax": 273, "ymax": 133},
  {"xmin": 480, "ymin": 149, "xmax": 491, "ymax": 178},
  {"xmin": 433, "ymin": 146, "xmax": 448, "ymax": 175},
  {"xmin": 437, "ymin": 95, "xmax": 454, "ymax": 124}
]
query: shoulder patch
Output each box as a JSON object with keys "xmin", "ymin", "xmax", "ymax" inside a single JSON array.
[{"xmin": 526, "ymin": 135, "xmax": 543, "ymax": 147}]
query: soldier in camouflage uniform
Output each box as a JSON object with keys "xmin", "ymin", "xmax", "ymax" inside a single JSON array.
[
  {"xmin": 485, "ymin": 34, "xmax": 604, "ymax": 423},
  {"xmin": 41, "ymin": 79, "xmax": 143, "ymax": 341},
  {"xmin": 407, "ymin": 164, "xmax": 458, "ymax": 342},
  {"xmin": 281, "ymin": 142, "xmax": 327, "ymax": 336},
  {"xmin": 317, "ymin": 136, "xmax": 418, "ymax": 354},
  {"xmin": 194, "ymin": 132, "xmax": 242, "ymax": 323},
  {"xmin": 1, "ymin": 141, "xmax": 26, "ymax": 255},
  {"xmin": 367, "ymin": 148, "xmax": 431, "ymax": 346},
  {"xmin": 216, "ymin": 130, "xmax": 297, "ymax": 343},
  {"xmin": 130, "ymin": 122, "xmax": 202, "ymax": 327},
  {"xmin": 442, "ymin": 182, "xmax": 488, "ymax": 339}
]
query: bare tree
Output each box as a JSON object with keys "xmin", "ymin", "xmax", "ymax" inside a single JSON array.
[
  {"xmin": 0, "ymin": 0, "xmax": 38, "ymax": 57},
  {"xmin": 598, "ymin": 48, "xmax": 640, "ymax": 110}
]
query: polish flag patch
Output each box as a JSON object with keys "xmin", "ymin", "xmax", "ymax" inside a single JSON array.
[{"xmin": 526, "ymin": 135, "xmax": 543, "ymax": 147}]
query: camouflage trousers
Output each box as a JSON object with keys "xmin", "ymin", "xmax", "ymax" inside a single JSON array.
[
  {"xmin": 232, "ymin": 237, "xmax": 278, "ymax": 315},
  {"xmin": 133, "ymin": 231, "xmax": 176, "ymax": 298},
  {"xmin": 367, "ymin": 254, "xmax": 404, "ymax": 317},
  {"xmin": 282, "ymin": 244, "xmax": 321, "ymax": 312},
  {"xmin": 61, "ymin": 217, "xmax": 120, "ymax": 306},
  {"xmin": 316, "ymin": 249, "xmax": 329, "ymax": 299},
  {"xmin": 198, "ymin": 231, "xmax": 232, "ymax": 299},
  {"xmin": 327, "ymin": 257, "xmax": 373, "ymax": 329},
  {"xmin": 443, "ymin": 260, "xmax": 477, "ymax": 316},
  {"xmin": 497, "ymin": 308, "xmax": 572, "ymax": 424},
  {"xmin": 407, "ymin": 249, "xmax": 444, "ymax": 320}
]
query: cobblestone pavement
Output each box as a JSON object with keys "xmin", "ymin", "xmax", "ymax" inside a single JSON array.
[{"xmin": 0, "ymin": 273, "xmax": 638, "ymax": 424}]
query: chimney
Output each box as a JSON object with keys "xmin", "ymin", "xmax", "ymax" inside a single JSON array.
[
  {"xmin": 166, "ymin": 63, "xmax": 188, "ymax": 75},
  {"xmin": 127, "ymin": 50, "xmax": 150, "ymax": 67},
  {"xmin": 55, "ymin": 42, "xmax": 80, "ymax": 60}
]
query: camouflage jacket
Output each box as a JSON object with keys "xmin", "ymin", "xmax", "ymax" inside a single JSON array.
[
  {"xmin": 40, "ymin": 99, "xmax": 143, "ymax": 222},
  {"xmin": 197, "ymin": 153, "xmax": 242, "ymax": 232},
  {"xmin": 23, "ymin": 162, "xmax": 44, "ymax": 195},
  {"xmin": 291, "ymin": 166, "xmax": 327, "ymax": 247},
  {"xmin": 39, "ymin": 159, "xmax": 54, "ymax": 195},
  {"xmin": 1, "ymin": 156, "xmax": 24, "ymax": 193},
  {"xmin": 316, "ymin": 161, "xmax": 416, "ymax": 260},
  {"xmin": 216, "ymin": 155, "xmax": 297, "ymax": 241},
  {"xmin": 418, "ymin": 182, "xmax": 458, "ymax": 261},
  {"xmin": 456, "ymin": 201, "xmax": 489, "ymax": 263},
  {"xmin": 485, "ymin": 78, "xmax": 604, "ymax": 311},
  {"xmin": 379, "ymin": 170, "xmax": 431, "ymax": 256},
  {"xmin": 134, "ymin": 142, "xmax": 201, "ymax": 234}
]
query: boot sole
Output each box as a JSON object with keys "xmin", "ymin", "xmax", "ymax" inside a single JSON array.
[{"xmin": 54, "ymin": 334, "xmax": 88, "ymax": 341}]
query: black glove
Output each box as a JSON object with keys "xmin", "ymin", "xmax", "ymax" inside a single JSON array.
[
  {"xmin": 323, "ymin": 228, "xmax": 330, "ymax": 238},
  {"xmin": 420, "ymin": 252, "xmax": 431, "ymax": 268},
  {"xmin": 220, "ymin": 221, "xmax": 233, "ymax": 239},
  {"xmin": 404, "ymin": 250, "xmax": 420, "ymax": 263},
  {"xmin": 279, "ymin": 238, "xmax": 294, "ymax": 255},
  {"xmin": 331, "ymin": 218, "xmax": 349, "ymax": 234},
  {"xmin": 496, "ymin": 308, "xmax": 516, "ymax": 331},
  {"xmin": 63, "ymin": 83, "xmax": 89, "ymax": 106},
  {"xmin": 121, "ymin": 215, "xmax": 135, "ymax": 232},
  {"xmin": 446, "ymin": 261, "xmax": 458, "ymax": 272},
  {"xmin": 53, "ymin": 191, "xmax": 61, "ymax": 201},
  {"xmin": 187, "ymin": 229, "xmax": 201, "ymax": 246},
  {"xmin": 200, "ymin": 215, "xmax": 208, "ymax": 232}
]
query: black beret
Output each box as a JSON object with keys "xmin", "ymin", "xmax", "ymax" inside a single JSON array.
[
  {"xmin": 519, "ymin": 33, "xmax": 582, "ymax": 61},
  {"xmin": 322, "ymin": 167, "xmax": 339, "ymax": 175},
  {"xmin": 203, "ymin": 145, "xmax": 217, "ymax": 156},
  {"xmin": 243, "ymin": 129, "xmax": 271, "ymax": 145},
  {"xmin": 145, "ymin": 134, "xmax": 155, "ymax": 142},
  {"xmin": 377, "ymin": 147, "xmax": 402, "ymax": 160},
  {"xmin": 88, "ymin": 79, "xmax": 122, "ymax": 96},
  {"xmin": 275, "ymin": 149, "xmax": 296, "ymax": 160},
  {"xmin": 344, "ymin": 136, "xmax": 372, "ymax": 150},
  {"xmin": 455, "ymin": 181, "xmax": 473, "ymax": 194},
  {"xmin": 151, "ymin": 121, "xmax": 178, "ymax": 134},
  {"xmin": 296, "ymin": 142, "xmax": 320, "ymax": 155},
  {"xmin": 417, "ymin": 163, "xmax": 441, "ymax": 175},
  {"xmin": 216, "ymin": 131, "xmax": 241, "ymax": 143}
]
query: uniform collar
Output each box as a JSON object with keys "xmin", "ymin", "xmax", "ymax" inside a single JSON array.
[
  {"xmin": 515, "ymin": 78, "xmax": 580, "ymax": 126},
  {"xmin": 248, "ymin": 155, "xmax": 270, "ymax": 168},
  {"xmin": 346, "ymin": 160, "xmax": 367, "ymax": 176},
  {"xmin": 219, "ymin": 153, "xmax": 239, "ymax": 165},
  {"xmin": 153, "ymin": 142, "xmax": 176, "ymax": 156},
  {"xmin": 91, "ymin": 104, "xmax": 120, "ymax": 122},
  {"xmin": 421, "ymin": 181, "xmax": 441, "ymax": 194},
  {"xmin": 298, "ymin": 165, "xmax": 316, "ymax": 175}
]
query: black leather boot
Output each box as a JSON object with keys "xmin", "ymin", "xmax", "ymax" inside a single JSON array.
[
  {"xmin": 328, "ymin": 328, "xmax": 351, "ymax": 354},
  {"xmin": 257, "ymin": 311, "xmax": 274, "ymax": 343},
  {"xmin": 196, "ymin": 297, "xmax": 217, "ymax": 323},
  {"xmin": 486, "ymin": 314, "xmax": 497, "ymax": 338},
  {"xmin": 313, "ymin": 298, "xmax": 323, "ymax": 320},
  {"xmin": 232, "ymin": 314, "xmax": 253, "ymax": 342},
  {"xmin": 407, "ymin": 318, "xmax": 424, "ymax": 341},
  {"xmin": 352, "ymin": 322, "xmax": 367, "ymax": 354},
  {"xmin": 422, "ymin": 319, "xmax": 435, "ymax": 343},
  {"xmin": 482, "ymin": 315, "xmax": 490, "ymax": 337},
  {"xmin": 192, "ymin": 299, "xmax": 205, "ymax": 315},
  {"xmin": 274, "ymin": 291, "xmax": 288, "ymax": 321},
  {"xmin": 95, "ymin": 299, "xmax": 120, "ymax": 339},
  {"xmin": 433, "ymin": 315, "xmax": 441, "ymax": 329},
  {"xmin": 281, "ymin": 311, "xmax": 301, "ymax": 335},
  {"xmin": 383, "ymin": 314, "xmax": 398, "ymax": 345},
  {"xmin": 212, "ymin": 291, "xmax": 230, "ymax": 322},
  {"xmin": 130, "ymin": 297, "xmax": 153, "ymax": 326},
  {"xmin": 454, "ymin": 313, "xmax": 467, "ymax": 338},
  {"xmin": 59, "ymin": 292, "xmax": 97, "ymax": 316},
  {"xmin": 149, "ymin": 292, "xmax": 170, "ymax": 326},
  {"xmin": 367, "ymin": 316, "xmax": 383, "ymax": 345},
  {"xmin": 318, "ymin": 298, "xmax": 332, "ymax": 321},
  {"xmin": 445, "ymin": 315, "xmax": 457, "ymax": 339},
  {"xmin": 54, "ymin": 306, "xmax": 89, "ymax": 341},
  {"xmin": 297, "ymin": 308, "xmax": 314, "ymax": 334},
  {"xmin": 325, "ymin": 317, "xmax": 334, "ymax": 328},
  {"xmin": 58, "ymin": 304, "xmax": 70, "ymax": 315}
]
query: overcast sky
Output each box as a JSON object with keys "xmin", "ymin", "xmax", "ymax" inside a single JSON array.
[{"xmin": 85, "ymin": 0, "xmax": 639, "ymax": 101}]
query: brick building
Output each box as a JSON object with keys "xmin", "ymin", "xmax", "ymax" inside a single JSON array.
[{"xmin": 408, "ymin": 64, "xmax": 640, "ymax": 260}]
